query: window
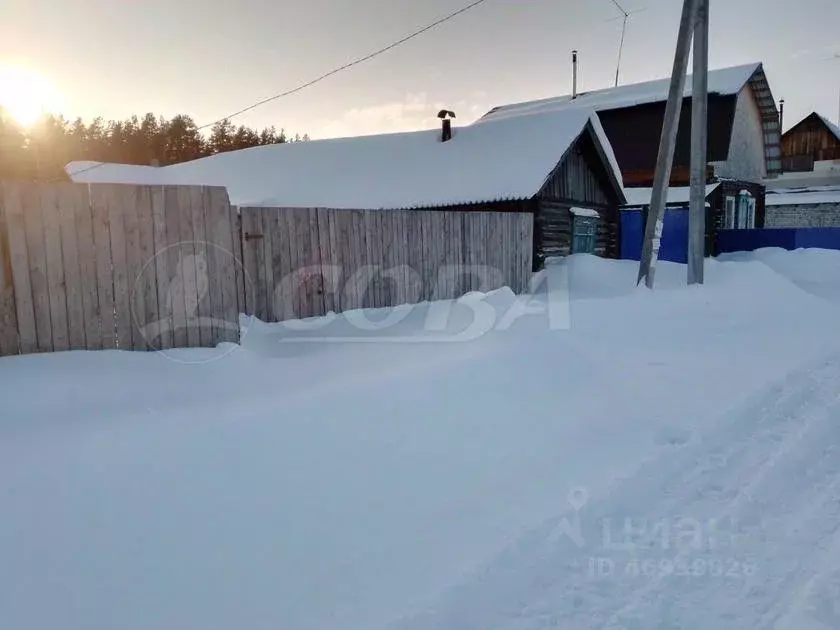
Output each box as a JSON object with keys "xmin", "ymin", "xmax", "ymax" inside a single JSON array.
[
  {"xmin": 724, "ymin": 196, "xmax": 735, "ymax": 229},
  {"xmin": 738, "ymin": 190, "xmax": 755, "ymax": 229},
  {"xmin": 571, "ymin": 213, "xmax": 599, "ymax": 254}
]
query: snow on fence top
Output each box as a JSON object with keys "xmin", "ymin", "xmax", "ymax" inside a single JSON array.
[
  {"xmin": 481, "ymin": 63, "xmax": 762, "ymax": 122},
  {"xmin": 67, "ymin": 108, "xmax": 624, "ymax": 210},
  {"xmin": 623, "ymin": 183, "xmax": 721, "ymax": 207}
]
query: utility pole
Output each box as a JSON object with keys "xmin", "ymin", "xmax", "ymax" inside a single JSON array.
[
  {"xmin": 688, "ymin": 0, "xmax": 709, "ymax": 285},
  {"xmin": 637, "ymin": 0, "xmax": 700, "ymax": 288}
]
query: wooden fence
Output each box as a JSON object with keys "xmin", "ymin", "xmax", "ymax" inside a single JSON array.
[
  {"xmin": 238, "ymin": 207, "xmax": 533, "ymax": 323},
  {"xmin": 0, "ymin": 184, "xmax": 535, "ymax": 358},
  {"xmin": 0, "ymin": 182, "xmax": 241, "ymax": 357}
]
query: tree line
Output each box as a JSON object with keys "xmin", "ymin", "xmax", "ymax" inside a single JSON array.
[{"xmin": 0, "ymin": 107, "xmax": 307, "ymax": 182}]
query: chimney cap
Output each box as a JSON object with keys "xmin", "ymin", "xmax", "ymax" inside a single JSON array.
[{"xmin": 437, "ymin": 109, "xmax": 456, "ymax": 119}]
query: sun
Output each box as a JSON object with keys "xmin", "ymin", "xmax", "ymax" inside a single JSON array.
[{"xmin": 0, "ymin": 65, "xmax": 60, "ymax": 127}]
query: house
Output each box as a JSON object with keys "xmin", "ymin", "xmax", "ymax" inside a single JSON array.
[
  {"xmin": 781, "ymin": 112, "xmax": 840, "ymax": 173},
  {"xmin": 68, "ymin": 107, "xmax": 626, "ymax": 272},
  {"xmin": 621, "ymin": 179, "xmax": 765, "ymax": 261},
  {"xmin": 481, "ymin": 62, "xmax": 782, "ymax": 187}
]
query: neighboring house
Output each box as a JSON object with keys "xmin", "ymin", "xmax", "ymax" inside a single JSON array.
[
  {"xmin": 781, "ymin": 112, "xmax": 840, "ymax": 173},
  {"xmin": 764, "ymin": 186, "xmax": 840, "ymax": 228},
  {"xmin": 481, "ymin": 62, "xmax": 781, "ymax": 186},
  {"xmin": 621, "ymin": 180, "xmax": 765, "ymax": 259},
  {"xmin": 68, "ymin": 107, "xmax": 626, "ymax": 271}
]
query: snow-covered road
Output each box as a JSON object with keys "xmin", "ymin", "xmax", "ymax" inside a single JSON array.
[
  {"xmin": 396, "ymin": 349, "xmax": 840, "ymax": 629},
  {"xmin": 3, "ymin": 250, "xmax": 840, "ymax": 630}
]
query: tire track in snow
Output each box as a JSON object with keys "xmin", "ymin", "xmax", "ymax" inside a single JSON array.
[{"xmin": 391, "ymin": 349, "xmax": 840, "ymax": 630}]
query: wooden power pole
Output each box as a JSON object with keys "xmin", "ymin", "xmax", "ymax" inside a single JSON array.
[
  {"xmin": 688, "ymin": 0, "xmax": 709, "ymax": 285},
  {"xmin": 637, "ymin": 0, "xmax": 700, "ymax": 288}
]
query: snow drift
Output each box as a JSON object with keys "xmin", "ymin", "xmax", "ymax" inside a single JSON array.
[{"xmin": 2, "ymin": 250, "xmax": 840, "ymax": 630}]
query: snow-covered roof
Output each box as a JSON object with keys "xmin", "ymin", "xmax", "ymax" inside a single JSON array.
[
  {"xmin": 623, "ymin": 183, "xmax": 721, "ymax": 207},
  {"xmin": 570, "ymin": 207, "xmax": 601, "ymax": 217},
  {"xmin": 765, "ymin": 190, "xmax": 840, "ymax": 206},
  {"xmin": 481, "ymin": 63, "xmax": 761, "ymax": 122},
  {"xmin": 815, "ymin": 113, "xmax": 840, "ymax": 144},
  {"xmin": 67, "ymin": 108, "xmax": 625, "ymax": 210}
]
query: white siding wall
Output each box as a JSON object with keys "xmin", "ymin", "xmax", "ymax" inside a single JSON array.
[{"xmin": 711, "ymin": 86, "xmax": 767, "ymax": 182}]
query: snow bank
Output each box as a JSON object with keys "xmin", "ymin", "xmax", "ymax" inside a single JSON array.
[{"xmin": 2, "ymin": 251, "xmax": 840, "ymax": 630}]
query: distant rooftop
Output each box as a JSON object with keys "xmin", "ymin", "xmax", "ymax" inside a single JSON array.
[{"xmin": 481, "ymin": 63, "xmax": 762, "ymax": 122}]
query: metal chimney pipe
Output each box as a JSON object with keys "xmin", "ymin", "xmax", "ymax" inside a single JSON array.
[
  {"xmin": 779, "ymin": 98, "xmax": 785, "ymax": 134},
  {"xmin": 572, "ymin": 50, "xmax": 578, "ymax": 99}
]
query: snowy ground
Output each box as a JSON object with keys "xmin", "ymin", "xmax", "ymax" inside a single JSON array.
[{"xmin": 2, "ymin": 249, "xmax": 840, "ymax": 630}]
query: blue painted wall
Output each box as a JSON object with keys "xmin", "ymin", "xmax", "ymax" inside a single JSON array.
[{"xmin": 621, "ymin": 208, "xmax": 689, "ymax": 263}]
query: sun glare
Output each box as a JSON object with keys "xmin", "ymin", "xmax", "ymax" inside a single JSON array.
[{"xmin": 0, "ymin": 65, "xmax": 60, "ymax": 127}]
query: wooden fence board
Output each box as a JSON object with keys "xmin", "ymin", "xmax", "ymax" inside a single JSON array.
[
  {"xmin": 305, "ymin": 208, "xmax": 326, "ymax": 318},
  {"xmin": 240, "ymin": 209, "xmax": 264, "ymax": 321},
  {"xmin": 58, "ymin": 185, "xmax": 87, "ymax": 350},
  {"xmin": 3, "ymin": 184, "xmax": 36, "ymax": 354},
  {"xmin": 186, "ymin": 186, "xmax": 212, "ymax": 346},
  {"xmin": 174, "ymin": 186, "xmax": 200, "ymax": 348},
  {"xmin": 230, "ymin": 208, "xmax": 246, "ymax": 319},
  {"xmin": 73, "ymin": 184, "xmax": 101, "ymax": 350},
  {"xmin": 248, "ymin": 210, "xmax": 268, "ymax": 322},
  {"xmin": 162, "ymin": 186, "xmax": 188, "ymax": 348},
  {"xmin": 20, "ymin": 184, "xmax": 54, "ymax": 353},
  {"xmin": 261, "ymin": 209, "xmax": 277, "ymax": 323},
  {"xmin": 0, "ymin": 189, "xmax": 20, "ymax": 356},
  {"xmin": 202, "ymin": 189, "xmax": 223, "ymax": 345},
  {"xmin": 210, "ymin": 188, "xmax": 239, "ymax": 343},
  {"xmin": 90, "ymin": 185, "xmax": 118, "ymax": 349},
  {"xmin": 150, "ymin": 186, "xmax": 173, "ymax": 350},
  {"xmin": 121, "ymin": 186, "xmax": 146, "ymax": 350},
  {"xmin": 40, "ymin": 185, "xmax": 70, "ymax": 352},
  {"xmin": 316, "ymin": 208, "xmax": 336, "ymax": 315},
  {"xmin": 108, "ymin": 185, "xmax": 133, "ymax": 349},
  {"xmin": 135, "ymin": 185, "xmax": 159, "ymax": 350}
]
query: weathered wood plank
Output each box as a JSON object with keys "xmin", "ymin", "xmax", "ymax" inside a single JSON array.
[
  {"xmin": 284, "ymin": 208, "xmax": 305, "ymax": 319},
  {"xmin": 108, "ymin": 185, "xmax": 133, "ymax": 350},
  {"xmin": 21, "ymin": 184, "xmax": 54, "ymax": 352},
  {"xmin": 302, "ymin": 208, "xmax": 326, "ymax": 318},
  {"xmin": 122, "ymin": 185, "xmax": 147, "ymax": 350},
  {"xmin": 245, "ymin": 209, "xmax": 268, "ymax": 322},
  {"xmin": 3, "ymin": 183, "xmax": 37, "ymax": 354},
  {"xmin": 404, "ymin": 211, "xmax": 423, "ymax": 305},
  {"xmin": 230, "ymin": 207, "xmax": 246, "ymax": 319},
  {"xmin": 175, "ymin": 186, "xmax": 200, "ymax": 348},
  {"xmin": 201, "ymin": 189, "xmax": 223, "ymax": 345},
  {"xmin": 261, "ymin": 209, "xmax": 277, "ymax": 323},
  {"xmin": 162, "ymin": 186, "xmax": 188, "ymax": 348},
  {"xmin": 336, "ymin": 211, "xmax": 358, "ymax": 311},
  {"xmin": 186, "ymin": 186, "xmax": 212, "ymax": 346},
  {"xmin": 40, "ymin": 185, "xmax": 70, "ymax": 352},
  {"xmin": 209, "ymin": 188, "xmax": 239, "ymax": 343},
  {"xmin": 136, "ymin": 185, "xmax": 160, "ymax": 351},
  {"xmin": 316, "ymin": 208, "xmax": 336, "ymax": 315},
  {"xmin": 0, "ymin": 187, "xmax": 20, "ymax": 356},
  {"xmin": 57, "ymin": 185, "xmax": 87, "ymax": 350},
  {"xmin": 150, "ymin": 186, "xmax": 173, "ymax": 350},
  {"xmin": 326, "ymin": 208, "xmax": 342, "ymax": 313},
  {"xmin": 73, "ymin": 184, "xmax": 102, "ymax": 350}
]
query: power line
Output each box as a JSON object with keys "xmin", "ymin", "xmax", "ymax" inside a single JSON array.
[
  {"xmin": 69, "ymin": 0, "xmax": 494, "ymax": 179},
  {"xmin": 197, "ymin": 0, "xmax": 494, "ymax": 131}
]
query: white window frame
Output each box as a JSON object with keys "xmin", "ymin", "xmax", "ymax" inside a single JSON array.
[
  {"xmin": 737, "ymin": 190, "xmax": 755, "ymax": 230},
  {"xmin": 724, "ymin": 196, "xmax": 736, "ymax": 229}
]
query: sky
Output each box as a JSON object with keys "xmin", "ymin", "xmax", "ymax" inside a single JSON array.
[{"xmin": 2, "ymin": 0, "xmax": 839, "ymax": 139}]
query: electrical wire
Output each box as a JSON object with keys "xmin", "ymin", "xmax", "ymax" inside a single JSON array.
[{"xmin": 69, "ymin": 0, "xmax": 494, "ymax": 179}]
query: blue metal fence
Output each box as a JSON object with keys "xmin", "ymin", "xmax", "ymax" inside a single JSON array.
[
  {"xmin": 621, "ymin": 208, "xmax": 689, "ymax": 263},
  {"xmin": 716, "ymin": 228, "xmax": 840, "ymax": 254}
]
